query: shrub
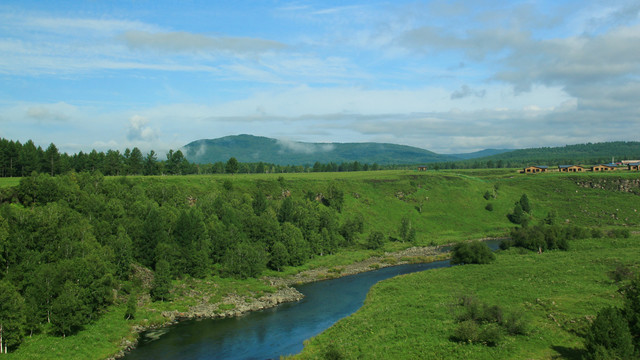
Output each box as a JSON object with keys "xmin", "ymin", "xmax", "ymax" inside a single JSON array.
[
  {"xmin": 451, "ymin": 241, "xmax": 495, "ymax": 265},
  {"xmin": 502, "ymin": 311, "xmax": 528, "ymax": 336},
  {"xmin": 479, "ymin": 323, "xmax": 503, "ymax": 347},
  {"xmin": 485, "ymin": 203, "xmax": 494, "ymax": 211},
  {"xmin": 366, "ymin": 231, "xmax": 385, "ymax": 250},
  {"xmin": 483, "ymin": 191, "xmax": 492, "ymax": 200},
  {"xmin": 453, "ymin": 320, "xmax": 479, "ymax": 343}
]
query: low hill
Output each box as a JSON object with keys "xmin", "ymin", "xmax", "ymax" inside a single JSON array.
[{"xmin": 183, "ymin": 135, "xmax": 459, "ymax": 165}]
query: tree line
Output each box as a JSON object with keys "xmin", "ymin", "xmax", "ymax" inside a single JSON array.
[
  {"xmin": 0, "ymin": 171, "xmax": 369, "ymax": 352},
  {"xmin": 0, "ymin": 138, "xmax": 391, "ymax": 178}
]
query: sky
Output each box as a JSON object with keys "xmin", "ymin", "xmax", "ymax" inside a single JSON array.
[{"xmin": 1, "ymin": 0, "xmax": 639, "ymax": 155}]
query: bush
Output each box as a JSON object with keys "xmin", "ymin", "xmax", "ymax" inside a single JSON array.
[
  {"xmin": 483, "ymin": 191, "xmax": 492, "ymax": 200},
  {"xmin": 453, "ymin": 320, "xmax": 479, "ymax": 343},
  {"xmin": 479, "ymin": 323, "xmax": 503, "ymax": 347},
  {"xmin": 366, "ymin": 231, "xmax": 385, "ymax": 250},
  {"xmin": 451, "ymin": 241, "xmax": 495, "ymax": 265},
  {"xmin": 485, "ymin": 203, "xmax": 494, "ymax": 211}
]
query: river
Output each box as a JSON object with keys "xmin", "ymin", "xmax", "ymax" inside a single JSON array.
[{"xmin": 123, "ymin": 240, "xmax": 501, "ymax": 360}]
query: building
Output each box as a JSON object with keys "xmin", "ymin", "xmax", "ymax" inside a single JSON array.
[
  {"xmin": 522, "ymin": 165, "xmax": 548, "ymax": 173},
  {"xmin": 628, "ymin": 163, "xmax": 640, "ymax": 171},
  {"xmin": 417, "ymin": 166, "xmax": 427, "ymax": 171},
  {"xmin": 621, "ymin": 160, "xmax": 640, "ymax": 165},
  {"xmin": 591, "ymin": 164, "xmax": 617, "ymax": 172},
  {"xmin": 558, "ymin": 165, "xmax": 584, "ymax": 172}
]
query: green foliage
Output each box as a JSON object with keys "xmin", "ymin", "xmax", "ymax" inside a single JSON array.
[
  {"xmin": 485, "ymin": 203, "xmax": 494, "ymax": 211},
  {"xmin": 622, "ymin": 275, "xmax": 640, "ymax": 351},
  {"xmin": 366, "ymin": 231, "xmax": 385, "ymax": 250},
  {"xmin": 224, "ymin": 241, "xmax": 267, "ymax": 279},
  {"xmin": 451, "ymin": 241, "xmax": 495, "ymax": 265},
  {"xmin": 225, "ymin": 157, "xmax": 239, "ymax": 174},
  {"xmin": 151, "ymin": 260, "xmax": 172, "ymax": 302},
  {"xmin": 519, "ymin": 194, "xmax": 531, "ymax": 213},
  {"xmin": 124, "ymin": 294, "xmax": 136, "ymax": 321},
  {"xmin": 584, "ymin": 307, "xmax": 634, "ymax": 360},
  {"xmin": 0, "ymin": 280, "xmax": 26, "ymax": 352},
  {"xmin": 51, "ymin": 281, "xmax": 87, "ymax": 337},
  {"xmin": 268, "ymin": 241, "xmax": 289, "ymax": 271},
  {"xmin": 483, "ymin": 191, "xmax": 492, "ymax": 200},
  {"xmin": 507, "ymin": 203, "xmax": 528, "ymax": 226}
]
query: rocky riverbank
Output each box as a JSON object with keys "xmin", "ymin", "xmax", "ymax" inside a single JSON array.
[{"xmin": 110, "ymin": 243, "xmax": 456, "ymax": 359}]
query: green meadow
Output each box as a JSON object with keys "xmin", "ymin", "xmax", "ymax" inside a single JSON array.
[{"xmin": 294, "ymin": 236, "xmax": 640, "ymax": 359}]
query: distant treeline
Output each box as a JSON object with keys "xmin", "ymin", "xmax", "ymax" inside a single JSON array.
[
  {"xmin": 0, "ymin": 138, "xmax": 395, "ymax": 177},
  {"xmin": 433, "ymin": 141, "xmax": 640, "ymax": 170}
]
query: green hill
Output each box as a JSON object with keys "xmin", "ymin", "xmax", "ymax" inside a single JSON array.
[{"xmin": 182, "ymin": 135, "xmax": 459, "ymax": 165}]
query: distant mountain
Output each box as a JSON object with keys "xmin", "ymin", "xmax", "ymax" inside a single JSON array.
[
  {"xmin": 183, "ymin": 135, "xmax": 459, "ymax": 165},
  {"xmin": 449, "ymin": 149, "xmax": 514, "ymax": 160}
]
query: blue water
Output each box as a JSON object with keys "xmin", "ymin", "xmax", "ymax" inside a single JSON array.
[{"xmin": 123, "ymin": 240, "xmax": 501, "ymax": 360}]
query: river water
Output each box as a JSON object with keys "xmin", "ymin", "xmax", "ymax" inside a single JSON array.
[{"xmin": 123, "ymin": 240, "xmax": 500, "ymax": 360}]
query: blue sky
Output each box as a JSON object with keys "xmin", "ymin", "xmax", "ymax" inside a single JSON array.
[{"xmin": 1, "ymin": 0, "xmax": 639, "ymax": 155}]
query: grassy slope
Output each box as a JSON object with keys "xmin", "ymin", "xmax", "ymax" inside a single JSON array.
[
  {"xmin": 1, "ymin": 169, "xmax": 639, "ymax": 359},
  {"xmin": 295, "ymin": 236, "xmax": 640, "ymax": 360}
]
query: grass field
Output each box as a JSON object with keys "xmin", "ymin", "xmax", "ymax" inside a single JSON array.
[{"xmin": 294, "ymin": 236, "xmax": 640, "ymax": 359}]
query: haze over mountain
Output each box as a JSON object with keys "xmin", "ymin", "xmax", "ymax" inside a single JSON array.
[{"xmin": 183, "ymin": 135, "xmax": 511, "ymax": 165}]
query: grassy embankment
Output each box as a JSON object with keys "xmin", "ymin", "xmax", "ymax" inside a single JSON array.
[
  {"xmin": 0, "ymin": 169, "xmax": 638, "ymax": 359},
  {"xmin": 294, "ymin": 236, "xmax": 640, "ymax": 359}
]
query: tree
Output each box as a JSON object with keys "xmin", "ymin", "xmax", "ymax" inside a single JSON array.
[
  {"xmin": 127, "ymin": 147, "xmax": 144, "ymax": 175},
  {"xmin": 268, "ymin": 241, "xmax": 289, "ymax": 271},
  {"xmin": 124, "ymin": 294, "xmax": 136, "ymax": 320},
  {"xmin": 51, "ymin": 281, "xmax": 86, "ymax": 337},
  {"xmin": 507, "ymin": 203, "xmax": 528, "ymax": 226},
  {"xmin": 226, "ymin": 157, "xmax": 239, "ymax": 174},
  {"xmin": 519, "ymin": 194, "xmax": 531, "ymax": 213},
  {"xmin": 622, "ymin": 275, "xmax": 640, "ymax": 350},
  {"xmin": 0, "ymin": 280, "xmax": 26, "ymax": 353},
  {"xmin": 451, "ymin": 241, "xmax": 495, "ymax": 265},
  {"xmin": 144, "ymin": 150, "xmax": 159, "ymax": 175},
  {"xmin": 151, "ymin": 260, "xmax": 172, "ymax": 302},
  {"xmin": 43, "ymin": 143, "xmax": 60, "ymax": 176},
  {"xmin": 366, "ymin": 231, "xmax": 385, "ymax": 250},
  {"xmin": 584, "ymin": 306, "xmax": 634, "ymax": 360}
]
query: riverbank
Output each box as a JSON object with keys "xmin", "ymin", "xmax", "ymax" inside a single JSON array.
[{"xmin": 109, "ymin": 242, "xmax": 457, "ymax": 359}]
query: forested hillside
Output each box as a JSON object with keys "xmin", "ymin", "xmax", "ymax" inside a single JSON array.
[{"xmin": 183, "ymin": 134, "xmax": 456, "ymax": 165}]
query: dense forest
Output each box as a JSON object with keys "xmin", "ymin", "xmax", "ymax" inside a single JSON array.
[{"xmin": 0, "ymin": 170, "xmax": 366, "ymax": 352}]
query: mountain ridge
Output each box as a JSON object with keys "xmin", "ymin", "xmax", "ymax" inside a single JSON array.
[{"xmin": 182, "ymin": 134, "xmax": 513, "ymax": 165}]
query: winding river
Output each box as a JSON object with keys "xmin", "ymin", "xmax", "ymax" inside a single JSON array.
[{"xmin": 123, "ymin": 240, "xmax": 501, "ymax": 360}]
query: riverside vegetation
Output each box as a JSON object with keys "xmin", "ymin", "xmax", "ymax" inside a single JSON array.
[{"xmin": 0, "ymin": 168, "xmax": 638, "ymax": 358}]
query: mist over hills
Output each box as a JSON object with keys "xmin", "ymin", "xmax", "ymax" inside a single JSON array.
[{"xmin": 182, "ymin": 135, "xmax": 511, "ymax": 165}]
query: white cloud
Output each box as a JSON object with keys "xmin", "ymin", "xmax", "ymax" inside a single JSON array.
[{"xmin": 127, "ymin": 115, "xmax": 158, "ymax": 141}]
